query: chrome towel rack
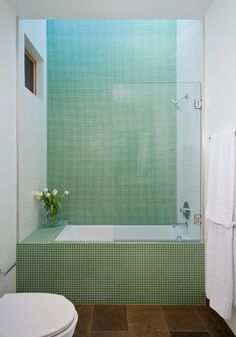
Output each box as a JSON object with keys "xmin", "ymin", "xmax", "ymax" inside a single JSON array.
[{"xmin": 0, "ymin": 262, "xmax": 16, "ymax": 277}]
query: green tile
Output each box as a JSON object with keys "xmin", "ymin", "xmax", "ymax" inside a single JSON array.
[
  {"xmin": 22, "ymin": 222, "xmax": 67, "ymax": 243},
  {"xmin": 47, "ymin": 20, "xmax": 177, "ymax": 225},
  {"xmin": 16, "ymin": 242, "xmax": 205, "ymax": 304}
]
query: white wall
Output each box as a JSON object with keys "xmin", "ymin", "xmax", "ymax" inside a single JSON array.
[
  {"xmin": 7, "ymin": 0, "xmax": 213, "ymax": 19},
  {"xmin": 205, "ymin": 0, "xmax": 236, "ymax": 332},
  {"xmin": 0, "ymin": 0, "xmax": 17, "ymax": 295},
  {"xmin": 18, "ymin": 20, "xmax": 47, "ymax": 241},
  {"xmin": 205, "ymin": 0, "xmax": 236, "ymax": 137},
  {"xmin": 176, "ymin": 20, "xmax": 203, "ymax": 239}
]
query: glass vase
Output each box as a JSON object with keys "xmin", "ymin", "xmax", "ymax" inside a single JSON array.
[{"xmin": 43, "ymin": 206, "xmax": 61, "ymax": 227}]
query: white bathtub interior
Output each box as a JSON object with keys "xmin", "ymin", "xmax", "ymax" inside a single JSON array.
[{"xmin": 55, "ymin": 224, "xmax": 200, "ymax": 242}]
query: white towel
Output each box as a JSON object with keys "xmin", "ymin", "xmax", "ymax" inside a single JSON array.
[
  {"xmin": 206, "ymin": 220, "xmax": 233, "ymax": 319},
  {"xmin": 206, "ymin": 129, "xmax": 236, "ymax": 319},
  {"xmin": 206, "ymin": 130, "xmax": 236, "ymax": 228},
  {"xmin": 234, "ymin": 228, "xmax": 236, "ymax": 307}
]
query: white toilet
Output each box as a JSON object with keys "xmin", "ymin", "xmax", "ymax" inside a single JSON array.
[{"xmin": 0, "ymin": 293, "xmax": 78, "ymax": 337}]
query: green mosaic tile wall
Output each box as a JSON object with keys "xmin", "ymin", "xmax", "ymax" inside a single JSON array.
[
  {"xmin": 47, "ymin": 20, "xmax": 177, "ymax": 225},
  {"xmin": 17, "ymin": 242, "xmax": 204, "ymax": 304},
  {"xmin": 22, "ymin": 223, "xmax": 67, "ymax": 243}
]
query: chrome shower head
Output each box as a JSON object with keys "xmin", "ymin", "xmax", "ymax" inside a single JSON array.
[{"xmin": 170, "ymin": 93, "xmax": 188, "ymax": 109}]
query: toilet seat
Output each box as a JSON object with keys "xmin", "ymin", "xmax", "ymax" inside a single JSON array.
[{"xmin": 0, "ymin": 293, "xmax": 77, "ymax": 337}]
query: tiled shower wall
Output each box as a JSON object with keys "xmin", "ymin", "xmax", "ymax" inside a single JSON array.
[{"xmin": 47, "ymin": 20, "xmax": 177, "ymax": 225}]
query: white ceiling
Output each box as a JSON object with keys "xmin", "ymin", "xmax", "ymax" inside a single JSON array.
[{"xmin": 7, "ymin": 0, "xmax": 213, "ymax": 19}]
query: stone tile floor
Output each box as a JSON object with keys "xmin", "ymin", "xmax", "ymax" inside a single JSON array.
[{"xmin": 73, "ymin": 305, "xmax": 235, "ymax": 337}]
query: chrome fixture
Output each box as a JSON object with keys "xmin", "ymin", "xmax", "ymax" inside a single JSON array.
[
  {"xmin": 176, "ymin": 235, "xmax": 182, "ymax": 241},
  {"xmin": 171, "ymin": 93, "xmax": 188, "ymax": 109},
  {"xmin": 194, "ymin": 214, "xmax": 202, "ymax": 225},
  {"xmin": 194, "ymin": 98, "xmax": 202, "ymax": 110},
  {"xmin": 172, "ymin": 222, "xmax": 188, "ymax": 228},
  {"xmin": 180, "ymin": 201, "xmax": 191, "ymax": 220}
]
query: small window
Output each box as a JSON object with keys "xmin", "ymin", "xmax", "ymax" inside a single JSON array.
[{"xmin": 25, "ymin": 49, "xmax": 36, "ymax": 95}]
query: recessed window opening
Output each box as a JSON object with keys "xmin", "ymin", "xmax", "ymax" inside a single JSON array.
[
  {"xmin": 25, "ymin": 48, "xmax": 36, "ymax": 95},
  {"xmin": 24, "ymin": 34, "xmax": 44, "ymax": 100}
]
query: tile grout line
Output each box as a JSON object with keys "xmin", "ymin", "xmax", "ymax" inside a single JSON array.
[
  {"xmin": 88, "ymin": 305, "xmax": 95, "ymax": 337},
  {"xmin": 193, "ymin": 305, "xmax": 209, "ymax": 334},
  {"xmin": 126, "ymin": 305, "xmax": 130, "ymax": 337},
  {"xmin": 160, "ymin": 305, "xmax": 171, "ymax": 337}
]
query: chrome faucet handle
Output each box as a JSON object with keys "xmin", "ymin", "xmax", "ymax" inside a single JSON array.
[{"xmin": 180, "ymin": 201, "xmax": 191, "ymax": 220}]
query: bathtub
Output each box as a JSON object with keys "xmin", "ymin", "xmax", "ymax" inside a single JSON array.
[
  {"xmin": 17, "ymin": 221, "xmax": 204, "ymax": 304},
  {"xmin": 55, "ymin": 224, "xmax": 198, "ymax": 242}
]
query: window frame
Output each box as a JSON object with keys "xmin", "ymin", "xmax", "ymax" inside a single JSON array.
[{"xmin": 24, "ymin": 48, "xmax": 37, "ymax": 95}]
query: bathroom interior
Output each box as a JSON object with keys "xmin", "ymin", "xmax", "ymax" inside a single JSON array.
[{"xmin": 0, "ymin": 0, "xmax": 236, "ymax": 336}]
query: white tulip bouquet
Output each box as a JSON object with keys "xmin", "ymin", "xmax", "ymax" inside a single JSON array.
[{"xmin": 34, "ymin": 188, "xmax": 69, "ymax": 225}]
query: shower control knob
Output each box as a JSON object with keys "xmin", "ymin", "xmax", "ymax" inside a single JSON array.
[{"xmin": 180, "ymin": 201, "xmax": 191, "ymax": 220}]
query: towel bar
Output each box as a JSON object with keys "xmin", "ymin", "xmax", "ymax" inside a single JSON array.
[
  {"xmin": 0, "ymin": 262, "xmax": 16, "ymax": 277},
  {"xmin": 209, "ymin": 130, "xmax": 236, "ymax": 140}
]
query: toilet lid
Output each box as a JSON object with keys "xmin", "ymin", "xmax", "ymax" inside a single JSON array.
[{"xmin": 0, "ymin": 293, "xmax": 76, "ymax": 337}]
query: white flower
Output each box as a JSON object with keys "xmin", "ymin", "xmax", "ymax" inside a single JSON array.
[
  {"xmin": 43, "ymin": 187, "xmax": 48, "ymax": 193},
  {"xmin": 34, "ymin": 191, "xmax": 43, "ymax": 200},
  {"xmin": 52, "ymin": 189, "xmax": 58, "ymax": 196},
  {"xmin": 45, "ymin": 192, "xmax": 51, "ymax": 198},
  {"xmin": 34, "ymin": 191, "xmax": 41, "ymax": 200},
  {"xmin": 64, "ymin": 190, "xmax": 69, "ymax": 195}
]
